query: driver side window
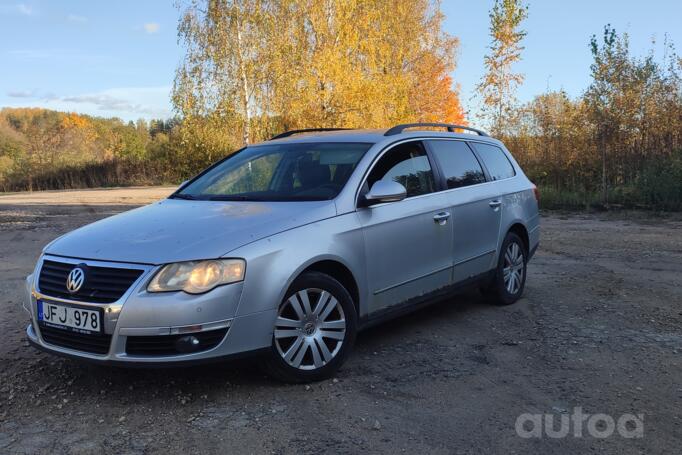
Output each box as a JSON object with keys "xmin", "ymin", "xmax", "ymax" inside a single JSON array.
[{"xmin": 366, "ymin": 141, "xmax": 435, "ymax": 198}]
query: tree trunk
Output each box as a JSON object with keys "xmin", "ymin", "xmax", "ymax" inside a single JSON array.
[
  {"xmin": 236, "ymin": 21, "xmax": 251, "ymax": 145},
  {"xmin": 601, "ymin": 133, "xmax": 608, "ymax": 206}
]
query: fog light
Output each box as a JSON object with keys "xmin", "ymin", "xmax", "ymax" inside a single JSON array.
[{"xmin": 175, "ymin": 335, "xmax": 201, "ymax": 353}]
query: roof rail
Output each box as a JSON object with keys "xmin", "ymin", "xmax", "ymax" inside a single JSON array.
[
  {"xmin": 269, "ymin": 128, "xmax": 353, "ymax": 140},
  {"xmin": 384, "ymin": 123, "xmax": 489, "ymax": 137}
]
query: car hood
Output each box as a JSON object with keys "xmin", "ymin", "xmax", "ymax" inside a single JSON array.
[{"xmin": 45, "ymin": 199, "xmax": 338, "ymax": 264}]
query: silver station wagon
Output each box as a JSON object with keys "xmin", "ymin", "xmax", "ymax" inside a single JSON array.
[{"xmin": 23, "ymin": 123, "xmax": 540, "ymax": 382}]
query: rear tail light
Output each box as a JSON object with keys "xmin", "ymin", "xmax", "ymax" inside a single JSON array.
[{"xmin": 532, "ymin": 185, "xmax": 540, "ymax": 203}]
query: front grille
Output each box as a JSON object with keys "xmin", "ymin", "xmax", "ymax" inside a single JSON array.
[
  {"xmin": 126, "ymin": 328, "xmax": 228, "ymax": 356},
  {"xmin": 38, "ymin": 259, "xmax": 144, "ymax": 303},
  {"xmin": 39, "ymin": 323, "xmax": 112, "ymax": 355}
]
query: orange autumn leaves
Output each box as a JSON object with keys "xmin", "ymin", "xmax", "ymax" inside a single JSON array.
[{"xmin": 411, "ymin": 56, "xmax": 466, "ymax": 125}]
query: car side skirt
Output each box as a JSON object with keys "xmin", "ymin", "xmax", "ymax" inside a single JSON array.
[{"xmin": 358, "ymin": 270, "xmax": 495, "ymax": 331}]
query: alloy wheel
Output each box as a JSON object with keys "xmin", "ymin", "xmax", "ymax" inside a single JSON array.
[
  {"xmin": 503, "ymin": 242, "xmax": 525, "ymax": 295},
  {"xmin": 274, "ymin": 288, "xmax": 346, "ymax": 370}
]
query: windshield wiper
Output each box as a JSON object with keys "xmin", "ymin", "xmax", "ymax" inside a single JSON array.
[
  {"xmin": 169, "ymin": 193, "xmax": 199, "ymax": 200},
  {"xmin": 170, "ymin": 194, "xmax": 257, "ymax": 201},
  {"xmin": 205, "ymin": 195, "xmax": 254, "ymax": 201}
]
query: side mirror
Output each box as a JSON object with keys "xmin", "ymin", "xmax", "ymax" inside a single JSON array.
[{"xmin": 364, "ymin": 180, "xmax": 407, "ymax": 205}]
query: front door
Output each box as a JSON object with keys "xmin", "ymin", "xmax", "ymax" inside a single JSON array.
[{"xmin": 357, "ymin": 140, "xmax": 454, "ymax": 314}]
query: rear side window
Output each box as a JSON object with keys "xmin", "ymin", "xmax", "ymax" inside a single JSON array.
[
  {"xmin": 470, "ymin": 143, "xmax": 516, "ymax": 180},
  {"xmin": 427, "ymin": 140, "xmax": 486, "ymax": 189}
]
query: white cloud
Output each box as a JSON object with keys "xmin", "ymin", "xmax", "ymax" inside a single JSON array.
[
  {"xmin": 7, "ymin": 89, "xmax": 35, "ymax": 98},
  {"xmin": 62, "ymin": 94, "xmax": 140, "ymax": 112},
  {"xmin": 3, "ymin": 86, "xmax": 173, "ymax": 120},
  {"xmin": 16, "ymin": 3, "xmax": 32, "ymax": 15},
  {"xmin": 63, "ymin": 87, "xmax": 172, "ymax": 120},
  {"xmin": 143, "ymin": 22, "xmax": 160, "ymax": 34},
  {"xmin": 67, "ymin": 14, "xmax": 87, "ymax": 23},
  {"xmin": 61, "ymin": 87, "xmax": 172, "ymax": 117}
]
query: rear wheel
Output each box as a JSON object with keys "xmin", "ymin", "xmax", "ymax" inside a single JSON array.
[
  {"xmin": 484, "ymin": 232, "xmax": 527, "ymax": 305},
  {"xmin": 262, "ymin": 272, "xmax": 357, "ymax": 383}
]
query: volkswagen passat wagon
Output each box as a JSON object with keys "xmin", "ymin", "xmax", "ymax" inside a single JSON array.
[{"xmin": 23, "ymin": 123, "xmax": 539, "ymax": 382}]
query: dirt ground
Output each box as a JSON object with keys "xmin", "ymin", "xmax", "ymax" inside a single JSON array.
[{"xmin": 0, "ymin": 187, "xmax": 680, "ymax": 454}]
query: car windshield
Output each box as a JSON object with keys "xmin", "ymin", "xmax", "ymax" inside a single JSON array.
[{"xmin": 173, "ymin": 142, "xmax": 372, "ymax": 201}]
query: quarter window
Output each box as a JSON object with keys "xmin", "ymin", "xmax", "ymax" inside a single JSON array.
[
  {"xmin": 470, "ymin": 142, "xmax": 516, "ymax": 180},
  {"xmin": 427, "ymin": 140, "xmax": 486, "ymax": 189},
  {"xmin": 367, "ymin": 141, "xmax": 435, "ymax": 198}
]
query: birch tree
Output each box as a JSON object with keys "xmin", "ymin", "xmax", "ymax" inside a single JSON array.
[
  {"xmin": 477, "ymin": 0, "xmax": 528, "ymax": 135},
  {"xmin": 173, "ymin": 0, "xmax": 270, "ymax": 147}
]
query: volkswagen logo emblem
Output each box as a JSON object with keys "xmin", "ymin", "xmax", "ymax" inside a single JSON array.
[{"xmin": 66, "ymin": 267, "xmax": 85, "ymax": 293}]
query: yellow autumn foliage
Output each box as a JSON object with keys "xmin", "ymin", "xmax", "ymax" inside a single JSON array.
[{"xmin": 174, "ymin": 0, "xmax": 465, "ymax": 145}]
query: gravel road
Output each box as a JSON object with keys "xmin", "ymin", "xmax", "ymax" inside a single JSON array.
[{"xmin": 0, "ymin": 187, "xmax": 680, "ymax": 454}]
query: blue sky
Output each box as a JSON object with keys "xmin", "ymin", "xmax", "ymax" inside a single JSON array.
[{"xmin": 1, "ymin": 0, "xmax": 681, "ymax": 121}]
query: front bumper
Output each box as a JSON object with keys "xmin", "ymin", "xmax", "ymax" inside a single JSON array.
[
  {"xmin": 24, "ymin": 255, "xmax": 276, "ymax": 365},
  {"xmin": 25, "ymin": 314, "xmax": 273, "ymax": 367}
]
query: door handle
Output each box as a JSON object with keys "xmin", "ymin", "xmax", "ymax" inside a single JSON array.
[
  {"xmin": 433, "ymin": 211, "xmax": 451, "ymax": 225},
  {"xmin": 489, "ymin": 200, "xmax": 502, "ymax": 209}
]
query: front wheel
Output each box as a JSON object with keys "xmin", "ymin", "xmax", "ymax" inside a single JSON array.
[
  {"xmin": 262, "ymin": 272, "xmax": 357, "ymax": 383},
  {"xmin": 484, "ymin": 232, "xmax": 527, "ymax": 305}
]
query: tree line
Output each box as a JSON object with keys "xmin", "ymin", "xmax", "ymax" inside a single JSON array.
[
  {"xmin": 507, "ymin": 32, "xmax": 682, "ymax": 210},
  {"xmin": 476, "ymin": 1, "xmax": 681, "ymax": 210},
  {"xmin": 0, "ymin": 0, "xmax": 680, "ymax": 210},
  {"xmin": 0, "ymin": 108, "xmax": 181, "ymax": 191}
]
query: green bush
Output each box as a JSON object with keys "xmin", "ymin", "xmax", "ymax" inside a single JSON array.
[
  {"xmin": 636, "ymin": 149, "xmax": 682, "ymax": 211},
  {"xmin": 538, "ymin": 187, "xmax": 600, "ymax": 210},
  {"xmin": 538, "ymin": 150, "xmax": 682, "ymax": 211}
]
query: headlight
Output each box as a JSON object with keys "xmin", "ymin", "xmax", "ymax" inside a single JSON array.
[{"xmin": 147, "ymin": 259, "xmax": 245, "ymax": 294}]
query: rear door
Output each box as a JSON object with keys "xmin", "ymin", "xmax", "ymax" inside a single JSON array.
[
  {"xmin": 425, "ymin": 140, "xmax": 502, "ymax": 282},
  {"xmin": 357, "ymin": 140, "xmax": 454, "ymax": 314}
]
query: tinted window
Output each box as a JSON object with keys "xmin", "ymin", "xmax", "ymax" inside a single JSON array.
[
  {"xmin": 177, "ymin": 142, "xmax": 371, "ymax": 201},
  {"xmin": 367, "ymin": 141, "xmax": 435, "ymax": 198},
  {"xmin": 427, "ymin": 140, "xmax": 486, "ymax": 189},
  {"xmin": 470, "ymin": 142, "xmax": 516, "ymax": 180}
]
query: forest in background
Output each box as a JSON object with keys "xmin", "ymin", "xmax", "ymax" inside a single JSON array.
[
  {"xmin": 0, "ymin": 0, "xmax": 681, "ymax": 210},
  {"xmin": 504, "ymin": 26, "xmax": 682, "ymax": 210}
]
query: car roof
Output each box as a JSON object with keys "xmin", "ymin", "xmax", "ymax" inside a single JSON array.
[{"xmin": 255, "ymin": 128, "xmax": 500, "ymax": 146}]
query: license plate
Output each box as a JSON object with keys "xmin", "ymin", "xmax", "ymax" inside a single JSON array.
[{"xmin": 37, "ymin": 300, "xmax": 102, "ymax": 333}]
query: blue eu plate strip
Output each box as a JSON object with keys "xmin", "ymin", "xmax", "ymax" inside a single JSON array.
[{"xmin": 37, "ymin": 300, "xmax": 43, "ymax": 321}]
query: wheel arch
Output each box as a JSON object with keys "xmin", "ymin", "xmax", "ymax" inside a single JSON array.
[
  {"xmin": 283, "ymin": 256, "xmax": 362, "ymax": 317},
  {"xmin": 507, "ymin": 222, "xmax": 530, "ymax": 255}
]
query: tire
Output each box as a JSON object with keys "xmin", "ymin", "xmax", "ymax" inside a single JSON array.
[
  {"xmin": 484, "ymin": 231, "xmax": 527, "ymax": 306},
  {"xmin": 262, "ymin": 271, "xmax": 357, "ymax": 383}
]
